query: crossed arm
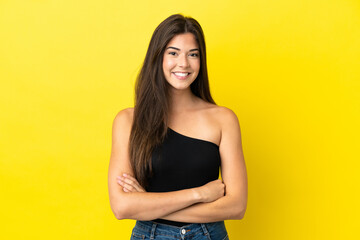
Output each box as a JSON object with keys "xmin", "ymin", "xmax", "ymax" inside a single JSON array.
[
  {"xmin": 108, "ymin": 107, "xmax": 248, "ymax": 223},
  {"xmin": 116, "ymin": 171, "xmax": 246, "ymax": 223}
]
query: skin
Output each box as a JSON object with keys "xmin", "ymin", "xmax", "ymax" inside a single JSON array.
[
  {"xmin": 108, "ymin": 33, "xmax": 248, "ymax": 222},
  {"xmin": 162, "ymin": 32, "xmax": 200, "ymax": 94}
]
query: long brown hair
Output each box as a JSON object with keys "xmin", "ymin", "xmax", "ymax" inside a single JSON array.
[{"xmin": 129, "ymin": 13, "xmax": 216, "ymax": 188}]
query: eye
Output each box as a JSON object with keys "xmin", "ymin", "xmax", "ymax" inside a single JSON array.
[
  {"xmin": 168, "ymin": 51, "xmax": 177, "ymax": 56},
  {"xmin": 190, "ymin": 53, "xmax": 199, "ymax": 57}
]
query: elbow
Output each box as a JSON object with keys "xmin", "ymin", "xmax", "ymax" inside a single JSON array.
[
  {"xmin": 114, "ymin": 208, "xmax": 126, "ymax": 220},
  {"xmin": 113, "ymin": 203, "xmax": 150, "ymax": 221},
  {"xmin": 236, "ymin": 208, "xmax": 246, "ymax": 219},
  {"xmin": 234, "ymin": 203, "xmax": 247, "ymax": 220},
  {"xmin": 111, "ymin": 201, "xmax": 131, "ymax": 220},
  {"xmin": 115, "ymin": 213, "xmax": 125, "ymax": 220},
  {"xmin": 235, "ymin": 194, "xmax": 247, "ymax": 219},
  {"xmin": 110, "ymin": 194, "xmax": 148, "ymax": 220}
]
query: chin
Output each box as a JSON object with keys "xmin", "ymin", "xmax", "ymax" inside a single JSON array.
[
  {"xmin": 167, "ymin": 80, "xmax": 195, "ymax": 90},
  {"xmin": 169, "ymin": 84, "xmax": 191, "ymax": 91}
]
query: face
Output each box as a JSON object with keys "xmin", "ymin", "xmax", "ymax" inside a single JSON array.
[{"xmin": 162, "ymin": 33, "xmax": 200, "ymax": 91}]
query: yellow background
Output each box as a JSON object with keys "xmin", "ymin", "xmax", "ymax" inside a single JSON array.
[{"xmin": 1, "ymin": 0, "xmax": 359, "ymax": 239}]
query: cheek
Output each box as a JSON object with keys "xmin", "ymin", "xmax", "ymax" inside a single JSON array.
[
  {"xmin": 193, "ymin": 60, "xmax": 200, "ymax": 72},
  {"xmin": 163, "ymin": 57, "xmax": 174, "ymax": 70}
]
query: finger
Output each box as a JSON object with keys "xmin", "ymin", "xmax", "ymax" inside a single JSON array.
[
  {"xmin": 122, "ymin": 178, "xmax": 144, "ymax": 192},
  {"xmin": 122, "ymin": 175, "xmax": 146, "ymax": 192},
  {"xmin": 117, "ymin": 180, "xmax": 137, "ymax": 192},
  {"xmin": 122, "ymin": 174, "xmax": 141, "ymax": 186},
  {"xmin": 117, "ymin": 176, "xmax": 137, "ymax": 190},
  {"xmin": 118, "ymin": 174, "xmax": 146, "ymax": 192},
  {"xmin": 122, "ymin": 173, "xmax": 137, "ymax": 182},
  {"xmin": 122, "ymin": 181, "xmax": 136, "ymax": 192}
]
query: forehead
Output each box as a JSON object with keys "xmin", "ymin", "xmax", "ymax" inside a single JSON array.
[{"xmin": 166, "ymin": 33, "xmax": 199, "ymax": 49}]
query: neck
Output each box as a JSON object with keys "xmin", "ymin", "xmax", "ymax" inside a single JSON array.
[{"xmin": 168, "ymin": 87, "xmax": 197, "ymax": 113}]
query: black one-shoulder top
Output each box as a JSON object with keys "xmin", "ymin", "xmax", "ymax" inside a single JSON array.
[{"xmin": 145, "ymin": 127, "xmax": 221, "ymax": 227}]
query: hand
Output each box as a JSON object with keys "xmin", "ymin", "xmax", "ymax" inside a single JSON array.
[
  {"xmin": 197, "ymin": 179, "xmax": 225, "ymax": 203},
  {"xmin": 116, "ymin": 173, "xmax": 146, "ymax": 193}
]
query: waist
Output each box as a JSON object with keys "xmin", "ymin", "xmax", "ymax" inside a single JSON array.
[
  {"xmin": 132, "ymin": 220, "xmax": 227, "ymax": 239},
  {"xmin": 152, "ymin": 218, "xmax": 192, "ymax": 227}
]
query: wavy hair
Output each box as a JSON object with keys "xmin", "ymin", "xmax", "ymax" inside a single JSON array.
[{"xmin": 129, "ymin": 13, "xmax": 216, "ymax": 188}]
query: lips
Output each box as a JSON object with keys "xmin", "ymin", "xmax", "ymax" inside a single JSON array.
[
  {"xmin": 173, "ymin": 72, "xmax": 190, "ymax": 77},
  {"xmin": 172, "ymin": 72, "xmax": 191, "ymax": 80}
]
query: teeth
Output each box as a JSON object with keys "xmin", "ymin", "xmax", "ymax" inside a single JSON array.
[{"xmin": 174, "ymin": 72, "xmax": 189, "ymax": 77}]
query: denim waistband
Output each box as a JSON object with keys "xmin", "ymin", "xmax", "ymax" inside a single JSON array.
[{"xmin": 133, "ymin": 220, "xmax": 214, "ymax": 239}]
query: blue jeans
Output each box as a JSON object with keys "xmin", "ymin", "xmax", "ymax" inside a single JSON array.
[{"xmin": 130, "ymin": 220, "xmax": 229, "ymax": 240}]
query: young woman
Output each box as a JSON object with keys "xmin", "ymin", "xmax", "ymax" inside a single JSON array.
[{"xmin": 108, "ymin": 14, "xmax": 248, "ymax": 240}]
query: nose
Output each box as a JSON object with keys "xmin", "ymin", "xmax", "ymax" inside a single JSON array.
[{"xmin": 178, "ymin": 53, "xmax": 190, "ymax": 68}]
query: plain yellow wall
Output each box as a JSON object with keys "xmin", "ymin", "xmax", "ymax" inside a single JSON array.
[{"xmin": 1, "ymin": 0, "xmax": 359, "ymax": 239}]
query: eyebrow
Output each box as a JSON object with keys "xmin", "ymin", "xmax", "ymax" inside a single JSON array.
[{"xmin": 166, "ymin": 47, "xmax": 199, "ymax": 52}]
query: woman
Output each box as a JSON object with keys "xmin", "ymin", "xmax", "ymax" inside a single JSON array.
[{"xmin": 108, "ymin": 14, "xmax": 248, "ymax": 240}]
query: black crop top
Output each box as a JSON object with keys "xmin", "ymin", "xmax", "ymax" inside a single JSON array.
[{"xmin": 145, "ymin": 127, "xmax": 221, "ymax": 227}]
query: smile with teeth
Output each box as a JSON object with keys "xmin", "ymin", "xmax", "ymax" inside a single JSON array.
[{"xmin": 173, "ymin": 72, "xmax": 190, "ymax": 76}]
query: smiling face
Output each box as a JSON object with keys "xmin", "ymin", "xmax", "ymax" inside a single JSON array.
[{"xmin": 162, "ymin": 33, "xmax": 200, "ymax": 91}]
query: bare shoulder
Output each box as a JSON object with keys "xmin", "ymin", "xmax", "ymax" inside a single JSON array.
[
  {"xmin": 112, "ymin": 107, "xmax": 134, "ymax": 142},
  {"xmin": 207, "ymin": 105, "xmax": 239, "ymax": 125},
  {"xmin": 197, "ymin": 100, "xmax": 236, "ymax": 119},
  {"xmin": 114, "ymin": 107, "xmax": 134, "ymax": 122},
  {"xmin": 113, "ymin": 107, "xmax": 134, "ymax": 129},
  {"xmin": 211, "ymin": 105, "xmax": 240, "ymax": 133}
]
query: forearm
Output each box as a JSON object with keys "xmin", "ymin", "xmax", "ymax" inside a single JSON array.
[
  {"xmin": 111, "ymin": 188, "xmax": 201, "ymax": 221},
  {"xmin": 160, "ymin": 195, "xmax": 245, "ymax": 223}
]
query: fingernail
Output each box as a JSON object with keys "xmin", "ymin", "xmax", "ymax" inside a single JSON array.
[{"xmin": 123, "ymin": 173, "xmax": 127, "ymax": 177}]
